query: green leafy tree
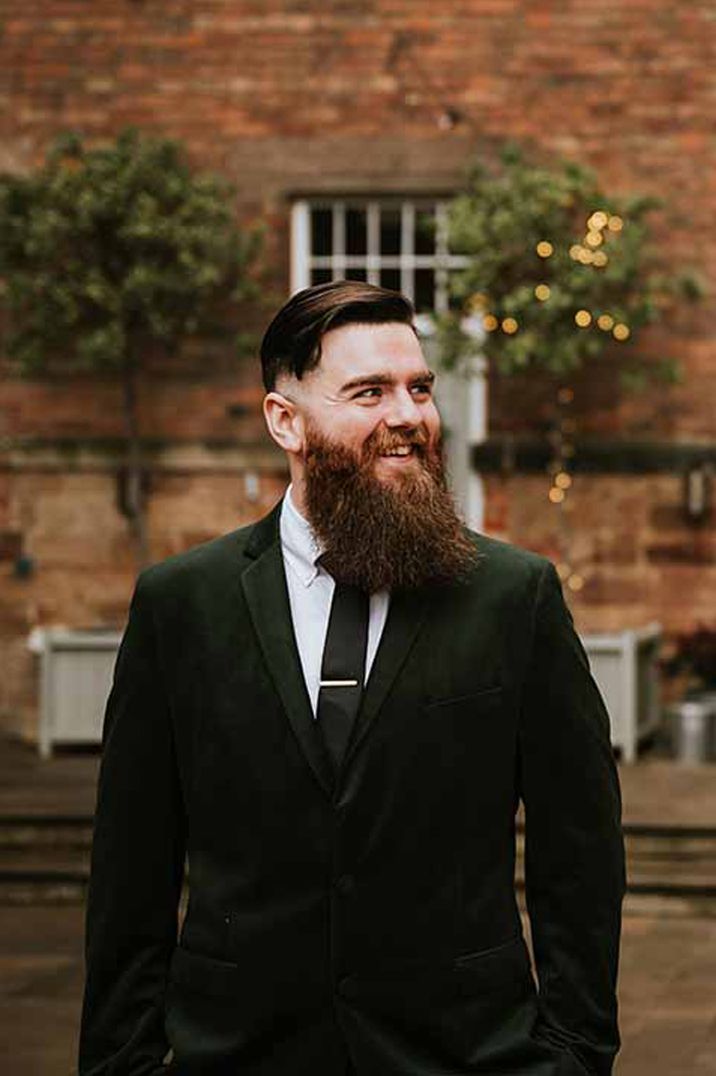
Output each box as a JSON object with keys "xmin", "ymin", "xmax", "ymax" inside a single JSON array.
[
  {"xmin": 0, "ymin": 128, "xmax": 262, "ymax": 566},
  {"xmin": 437, "ymin": 143, "xmax": 703, "ymax": 390}
]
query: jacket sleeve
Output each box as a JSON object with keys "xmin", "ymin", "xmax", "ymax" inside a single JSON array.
[
  {"xmin": 79, "ymin": 572, "xmax": 186, "ymax": 1075},
  {"xmin": 517, "ymin": 560, "xmax": 627, "ymax": 1076}
]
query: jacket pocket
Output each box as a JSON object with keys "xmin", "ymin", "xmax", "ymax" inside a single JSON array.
[
  {"xmin": 425, "ymin": 685, "xmax": 503, "ymax": 712},
  {"xmin": 453, "ymin": 932, "xmax": 532, "ymax": 988},
  {"xmin": 453, "ymin": 934, "xmax": 539, "ymax": 1066},
  {"xmin": 167, "ymin": 945, "xmax": 242, "ymax": 998}
]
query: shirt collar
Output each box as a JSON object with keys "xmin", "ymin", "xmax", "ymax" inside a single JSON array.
[{"xmin": 279, "ymin": 484, "xmax": 325, "ymax": 587}]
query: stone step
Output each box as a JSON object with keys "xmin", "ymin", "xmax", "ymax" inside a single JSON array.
[
  {"xmin": 1, "ymin": 817, "xmax": 714, "ymax": 907},
  {"xmin": 516, "ymin": 828, "xmax": 716, "ymax": 891},
  {"xmin": 0, "ymin": 816, "xmax": 93, "ymax": 850}
]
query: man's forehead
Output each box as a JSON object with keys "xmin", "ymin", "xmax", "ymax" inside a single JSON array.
[{"xmin": 316, "ymin": 321, "xmax": 428, "ymax": 380}]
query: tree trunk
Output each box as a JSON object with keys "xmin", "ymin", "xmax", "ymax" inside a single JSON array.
[{"xmin": 121, "ymin": 353, "xmax": 150, "ymax": 570}]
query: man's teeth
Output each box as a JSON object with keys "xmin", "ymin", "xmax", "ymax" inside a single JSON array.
[{"xmin": 383, "ymin": 447, "xmax": 412, "ymax": 456}]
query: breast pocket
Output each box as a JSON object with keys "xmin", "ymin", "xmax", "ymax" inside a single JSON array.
[
  {"xmin": 412, "ymin": 686, "xmax": 505, "ymax": 771},
  {"xmin": 423, "ymin": 686, "xmax": 506, "ymax": 745},
  {"xmin": 423, "ymin": 685, "xmax": 517, "ymax": 819},
  {"xmin": 425, "ymin": 684, "xmax": 504, "ymax": 714}
]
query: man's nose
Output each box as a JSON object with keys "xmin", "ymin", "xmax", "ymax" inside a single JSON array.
[{"xmin": 384, "ymin": 388, "xmax": 422, "ymax": 428}]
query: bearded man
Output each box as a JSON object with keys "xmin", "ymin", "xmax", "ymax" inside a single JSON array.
[{"xmin": 79, "ymin": 280, "xmax": 626, "ymax": 1076}]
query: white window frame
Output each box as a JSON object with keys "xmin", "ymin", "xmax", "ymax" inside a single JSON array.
[{"xmin": 290, "ymin": 198, "xmax": 470, "ymax": 321}]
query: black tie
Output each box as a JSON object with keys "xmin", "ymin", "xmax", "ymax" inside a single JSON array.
[{"xmin": 317, "ymin": 582, "xmax": 369, "ymax": 777}]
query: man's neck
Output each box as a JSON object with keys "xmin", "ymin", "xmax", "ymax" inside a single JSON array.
[
  {"xmin": 286, "ymin": 474, "xmax": 308, "ymax": 519},
  {"xmin": 285, "ymin": 483, "xmax": 307, "ymax": 523}
]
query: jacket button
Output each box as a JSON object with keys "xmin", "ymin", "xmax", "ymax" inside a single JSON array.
[{"xmin": 334, "ymin": 874, "xmax": 355, "ymax": 896}]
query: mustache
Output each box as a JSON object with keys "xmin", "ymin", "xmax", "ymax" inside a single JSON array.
[{"xmin": 361, "ymin": 425, "xmax": 431, "ymax": 460}]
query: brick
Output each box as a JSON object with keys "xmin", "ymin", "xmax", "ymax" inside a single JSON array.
[{"xmin": 0, "ymin": 531, "xmax": 23, "ymax": 560}]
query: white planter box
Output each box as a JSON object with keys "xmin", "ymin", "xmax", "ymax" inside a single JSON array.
[
  {"xmin": 581, "ymin": 623, "xmax": 663, "ymax": 763},
  {"xmin": 31, "ymin": 628, "xmax": 122, "ymax": 758}
]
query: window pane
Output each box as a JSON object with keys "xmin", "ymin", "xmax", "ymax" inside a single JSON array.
[
  {"xmin": 345, "ymin": 266, "xmax": 367, "ymax": 281},
  {"xmin": 414, "ymin": 268, "xmax": 435, "ymax": 312},
  {"xmin": 311, "ymin": 209, "xmax": 333, "ymax": 256},
  {"xmin": 346, "ymin": 208, "xmax": 367, "ymax": 255},
  {"xmin": 380, "ymin": 207, "xmax": 401, "ymax": 255},
  {"xmin": 380, "ymin": 267, "xmax": 401, "ymax": 292},
  {"xmin": 311, "ymin": 267, "xmax": 333, "ymax": 285},
  {"xmin": 415, "ymin": 207, "xmax": 436, "ymax": 255}
]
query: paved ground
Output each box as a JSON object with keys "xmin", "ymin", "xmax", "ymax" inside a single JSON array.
[{"xmin": 1, "ymin": 739, "xmax": 715, "ymax": 1074}]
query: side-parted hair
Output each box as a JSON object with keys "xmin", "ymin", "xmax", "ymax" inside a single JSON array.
[{"xmin": 260, "ymin": 280, "xmax": 416, "ymax": 391}]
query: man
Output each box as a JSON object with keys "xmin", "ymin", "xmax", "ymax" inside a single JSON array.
[{"xmin": 80, "ymin": 280, "xmax": 626, "ymax": 1076}]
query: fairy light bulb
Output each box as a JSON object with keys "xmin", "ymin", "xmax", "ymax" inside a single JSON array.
[
  {"xmin": 502, "ymin": 317, "xmax": 518, "ymax": 334},
  {"xmin": 536, "ymin": 241, "xmax": 554, "ymax": 258},
  {"xmin": 483, "ymin": 314, "xmax": 498, "ymax": 331},
  {"xmin": 535, "ymin": 284, "xmax": 551, "ymax": 301},
  {"xmin": 575, "ymin": 309, "xmax": 592, "ymax": 327},
  {"xmin": 613, "ymin": 323, "xmax": 630, "ymax": 341},
  {"xmin": 468, "ymin": 292, "xmax": 488, "ymax": 312}
]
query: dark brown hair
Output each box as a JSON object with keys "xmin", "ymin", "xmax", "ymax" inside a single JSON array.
[{"xmin": 260, "ymin": 279, "xmax": 416, "ymax": 391}]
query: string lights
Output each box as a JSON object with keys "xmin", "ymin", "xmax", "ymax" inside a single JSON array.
[
  {"xmin": 472, "ymin": 207, "xmax": 634, "ymax": 594},
  {"xmin": 479, "ymin": 209, "xmax": 631, "ymax": 348},
  {"xmin": 548, "ymin": 386, "xmax": 585, "ymax": 592}
]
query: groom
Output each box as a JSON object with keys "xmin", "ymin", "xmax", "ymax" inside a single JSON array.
[{"xmin": 80, "ymin": 280, "xmax": 626, "ymax": 1075}]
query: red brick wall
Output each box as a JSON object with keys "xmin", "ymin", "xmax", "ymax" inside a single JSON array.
[
  {"xmin": 483, "ymin": 472, "xmax": 716, "ymax": 631},
  {"xmin": 2, "ymin": 1, "xmax": 712, "ymax": 435},
  {"xmin": 1, "ymin": 1, "xmax": 714, "ymax": 738}
]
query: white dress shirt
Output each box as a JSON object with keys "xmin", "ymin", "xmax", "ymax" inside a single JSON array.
[{"xmin": 279, "ymin": 485, "xmax": 390, "ymax": 716}]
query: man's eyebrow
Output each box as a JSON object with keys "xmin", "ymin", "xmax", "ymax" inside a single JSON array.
[{"xmin": 338, "ymin": 370, "xmax": 436, "ymax": 393}]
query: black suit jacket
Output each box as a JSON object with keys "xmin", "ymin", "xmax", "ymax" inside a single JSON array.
[{"xmin": 79, "ymin": 501, "xmax": 626, "ymax": 1076}]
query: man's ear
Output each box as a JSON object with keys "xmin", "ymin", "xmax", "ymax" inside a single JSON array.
[{"xmin": 263, "ymin": 391, "xmax": 305, "ymax": 455}]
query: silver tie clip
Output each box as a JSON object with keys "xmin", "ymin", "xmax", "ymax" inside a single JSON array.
[{"xmin": 320, "ymin": 679, "xmax": 359, "ymax": 688}]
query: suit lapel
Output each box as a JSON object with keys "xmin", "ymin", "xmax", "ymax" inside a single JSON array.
[
  {"xmin": 344, "ymin": 587, "xmax": 430, "ymax": 767},
  {"xmin": 241, "ymin": 503, "xmax": 334, "ymax": 797},
  {"xmin": 240, "ymin": 501, "xmax": 433, "ymax": 792}
]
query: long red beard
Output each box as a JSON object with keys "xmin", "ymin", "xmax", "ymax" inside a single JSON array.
[{"xmin": 302, "ymin": 421, "xmax": 478, "ymax": 592}]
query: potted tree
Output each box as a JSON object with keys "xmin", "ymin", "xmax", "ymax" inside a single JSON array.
[{"xmin": 0, "ymin": 128, "xmax": 262, "ymax": 567}]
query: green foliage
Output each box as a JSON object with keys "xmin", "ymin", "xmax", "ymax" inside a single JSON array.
[
  {"xmin": 0, "ymin": 128, "xmax": 262, "ymax": 372},
  {"xmin": 436, "ymin": 144, "xmax": 704, "ymax": 387}
]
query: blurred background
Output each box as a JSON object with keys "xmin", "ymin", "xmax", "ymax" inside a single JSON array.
[{"xmin": 0, "ymin": 2, "xmax": 714, "ymax": 1073}]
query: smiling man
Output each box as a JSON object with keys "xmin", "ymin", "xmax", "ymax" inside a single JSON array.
[
  {"xmin": 80, "ymin": 280, "xmax": 626, "ymax": 1076},
  {"xmin": 262, "ymin": 304, "xmax": 475, "ymax": 594}
]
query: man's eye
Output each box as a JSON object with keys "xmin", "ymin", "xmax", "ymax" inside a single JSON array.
[
  {"xmin": 355, "ymin": 387, "xmax": 382, "ymax": 399},
  {"xmin": 411, "ymin": 382, "xmax": 433, "ymax": 396}
]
